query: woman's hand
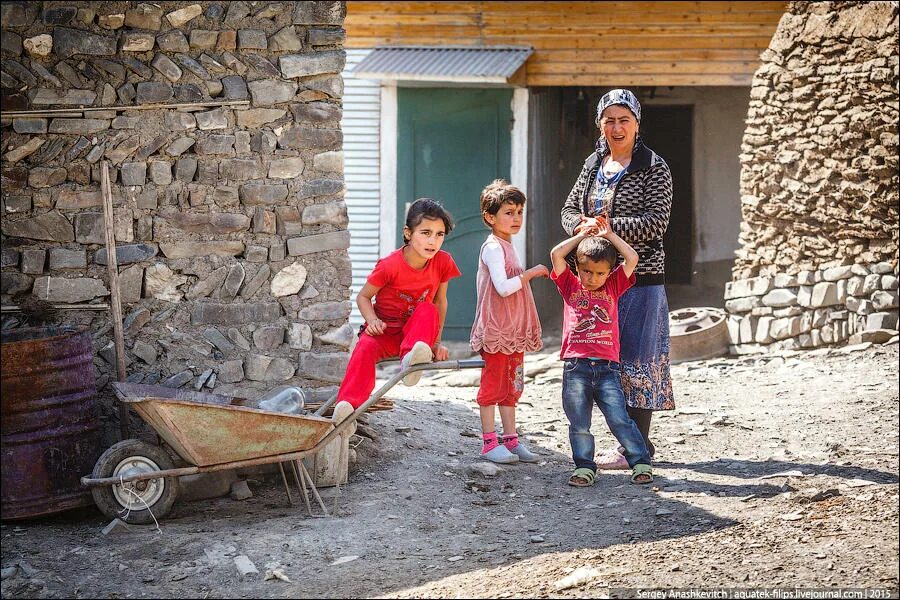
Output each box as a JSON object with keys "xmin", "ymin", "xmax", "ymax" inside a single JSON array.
[
  {"xmin": 432, "ymin": 343, "xmax": 449, "ymax": 362},
  {"xmin": 364, "ymin": 318, "xmax": 386, "ymax": 336},
  {"xmin": 573, "ymin": 217, "xmax": 588, "ymax": 236},
  {"xmin": 575, "ymin": 215, "xmax": 609, "ymax": 237}
]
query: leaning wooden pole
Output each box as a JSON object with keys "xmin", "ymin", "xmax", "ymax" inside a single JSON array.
[{"xmin": 101, "ymin": 160, "xmax": 129, "ymax": 440}]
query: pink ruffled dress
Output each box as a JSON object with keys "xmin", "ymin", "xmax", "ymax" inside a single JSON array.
[{"xmin": 470, "ymin": 235, "xmax": 543, "ymax": 354}]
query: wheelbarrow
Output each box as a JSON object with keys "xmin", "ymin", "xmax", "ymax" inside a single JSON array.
[{"xmin": 81, "ymin": 358, "xmax": 484, "ymax": 524}]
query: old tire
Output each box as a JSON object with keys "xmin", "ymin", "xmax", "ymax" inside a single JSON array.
[
  {"xmin": 90, "ymin": 439, "xmax": 179, "ymax": 524},
  {"xmin": 669, "ymin": 307, "xmax": 729, "ymax": 363}
]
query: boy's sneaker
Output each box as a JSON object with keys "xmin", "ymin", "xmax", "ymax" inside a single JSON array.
[
  {"xmin": 400, "ymin": 341, "xmax": 433, "ymax": 386},
  {"xmin": 481, "ymin": 445, "xmax": 519, "ymax": 464},
  {"xmin": 509, "ymin": 442, "xmax": 540, "ymax": 463}
]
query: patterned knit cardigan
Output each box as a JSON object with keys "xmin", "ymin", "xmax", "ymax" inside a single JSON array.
[{"xmin": 560, "ymin": 136, "xmax": 673, "ymax": 286}]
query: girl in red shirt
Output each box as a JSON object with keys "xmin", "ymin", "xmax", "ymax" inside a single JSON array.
[{"xmin": 332, "ymin": 199, "xmax": 461, "ymax": 420}]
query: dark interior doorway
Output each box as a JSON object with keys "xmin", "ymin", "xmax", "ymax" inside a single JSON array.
[
  {"xmin": 527, "ymin": 88, "xmax": 696, "ymax": 332},
  {"xmin": 638, "ymin": 104, "xmax": 694, "ymax": 285}
]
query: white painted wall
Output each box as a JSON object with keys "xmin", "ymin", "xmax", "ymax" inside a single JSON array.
[
  {"xmin": 510, "ymin": 88, "xmax": 529, "ymax": 262},
  {"xmin": 378, "ymin": 83, "xmax": 397, "ymax": 258}
]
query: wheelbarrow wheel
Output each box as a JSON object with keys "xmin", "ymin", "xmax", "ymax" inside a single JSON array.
[{"xmin": 91, "ymin": 439, "xmax": 179, "ymax": 525}]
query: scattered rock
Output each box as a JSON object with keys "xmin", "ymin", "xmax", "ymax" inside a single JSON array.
[
  {"xmin": 553, "ymin": 566, "xmax": 603, "ymax": 591},
  {"xmin": 229, "ymin": 480, "xmax": 253, "ymax": 501},
  {"xmin": 23, "ymin": 34, "xmax": 52, "ymax": 57},
  {"xmin": 469, "ymin": 462, "xmax": 503, "ymax": 477},
  {"xmin": 264, "ymin": 568, "xmax": 291, "ymax": 583},
  {"xmin": 233, "ymin": 555, "xmax": 258, "ymax": 577}
]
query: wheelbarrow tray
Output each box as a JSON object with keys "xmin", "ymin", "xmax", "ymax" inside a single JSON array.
[{"xmin": 111, "ymin": 383, "xmax": 333, "ymax": 467}]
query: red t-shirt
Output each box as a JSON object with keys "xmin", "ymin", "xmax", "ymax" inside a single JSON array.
[
  {"xmin": 551, "ymin": 266, "xmax": 635, "ymax": 362},
  {"xmin": 367, "ymin": 248, "xmax": 461, "ymax": 328}
]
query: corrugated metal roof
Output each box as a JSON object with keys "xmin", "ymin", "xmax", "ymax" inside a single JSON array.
[{"xmin": 352, "ymin": 46, "xmax": 532, "ymax": 84}]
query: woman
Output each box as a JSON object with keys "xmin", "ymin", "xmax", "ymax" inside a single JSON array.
[{"xmin": 560, "ymin": 88, "xmax": 675, "ymax": 469}]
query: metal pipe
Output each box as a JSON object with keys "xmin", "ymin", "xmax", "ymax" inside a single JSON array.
[
  {"xmin": 277, "ymin": 462, "xmax": 294, "ymax": 506},
  {"xmin": 299, "ymin": 462, "xmax": 328, "ymax": 515},
  {"xmin": 313, "ymin": 358, "xmax": 399, "ymax": 416},
  {"xmin": 292, "ymin": 460, "xmax": 312, "ymax": 515},
  {"xmin": 309, "ymin": 359, "xmax": 484, "ymax": 452}
]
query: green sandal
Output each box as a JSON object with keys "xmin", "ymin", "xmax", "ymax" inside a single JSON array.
[
  {"xmin": 568, "ymin": 467, "xmax": 596, "ymax": 487},
  {"xmin": 631, "ymin": 463, "xmax": 653, "ymax": 485}
]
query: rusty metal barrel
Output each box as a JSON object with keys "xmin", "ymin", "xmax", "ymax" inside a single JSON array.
[{"xmin": 1, "ymin": 326, "xmax": 100, "ymax": 519}]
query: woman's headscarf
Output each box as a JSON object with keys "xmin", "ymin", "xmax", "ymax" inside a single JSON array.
[{"xmin": 595, "ymin": 89, "xmax": 641, "ymax": 126}]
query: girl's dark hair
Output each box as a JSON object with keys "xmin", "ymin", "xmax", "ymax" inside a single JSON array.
[
  {"xmin": 576, "ymin": 236, "xmax": 617, "ymax": 266},
  {"xmin": 480, "ymin": 179, "xmax": 526, "ymax": 226},
  {"xmin": 404, "ymin": 198, "xmax": 455, "ymax": 242}
]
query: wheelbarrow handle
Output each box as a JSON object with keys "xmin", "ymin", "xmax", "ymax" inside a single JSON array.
[
  {"xmin": 313, "ymin": 357, "xmax": 485, "ymax": 448},
  {"xmin": 456, "ymin": 358, "xmax": 486, "ymax": 369}
]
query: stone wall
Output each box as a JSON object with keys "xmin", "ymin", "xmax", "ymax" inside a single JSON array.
[
  {"xmin": 1, "ymin": 1, "xmax": 352, "ymax": 437},
  {"xmin": 727, "ymin": 1, "xmax": 899, "ymax": 353}
]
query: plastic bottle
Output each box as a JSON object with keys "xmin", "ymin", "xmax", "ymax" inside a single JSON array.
[{"xmin": 256, "ymin": 386, "xmax": 307, "ymax": 414}]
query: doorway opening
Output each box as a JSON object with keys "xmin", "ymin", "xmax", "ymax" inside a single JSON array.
[{"xmin": 527, "ymin": 88, "xmax": 696, "ymax": 329}]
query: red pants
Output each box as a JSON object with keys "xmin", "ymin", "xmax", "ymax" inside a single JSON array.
[
  {"xmin": 476, "ymin": 351, "xmax": 524, "ymax": 407},
  {"xmin": 337, "ymin": 302, "xmax": 440, "ymax": 408}
]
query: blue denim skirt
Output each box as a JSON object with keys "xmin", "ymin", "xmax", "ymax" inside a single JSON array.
[{"xmin": 617, "ymin": 284, "xmax": 675, "ymax": 410}]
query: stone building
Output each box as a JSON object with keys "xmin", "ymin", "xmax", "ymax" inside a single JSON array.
[
  {"xmin": 725, "ymin": 1, "xmax": 899, "ymax": 353},
  {"xmin": 1, "ymin": 1, "xmax": 351, "ymax": 437}
]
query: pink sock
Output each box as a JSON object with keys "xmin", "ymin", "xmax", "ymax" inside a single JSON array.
[
  {"xmin": 481, "ymin": 431, "xmax": 499, "ymax": 454},
  {"xmin": 502, "ymin": 433, "xmax": 519, "ymax": 450}
]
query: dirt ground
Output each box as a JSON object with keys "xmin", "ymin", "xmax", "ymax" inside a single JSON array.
[{"xmin": 2, "ymin": 340, "xmax": 898, "ymax": 599}]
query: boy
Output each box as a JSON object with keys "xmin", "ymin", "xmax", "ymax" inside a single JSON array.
[{"xmin": 549, "ymin": 219, "xmax": 653, "ymax": 486}]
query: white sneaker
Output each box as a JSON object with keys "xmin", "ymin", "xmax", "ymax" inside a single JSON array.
[
  {"xmin": 331, "ymin": 400, "xmax": 357, "ymax": 435},
  {"xmin": 509, "ymin": 442, "xmax": 540, "ymax": 463},
  {"xmin": 400, "ymin": 341, "xmax": 433, "ymax": 386},
  {"xmin": 481, "ymin": 445, "xmax": 519, "ymax": 464}
]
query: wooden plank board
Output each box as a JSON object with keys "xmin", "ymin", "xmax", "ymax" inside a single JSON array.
[
  {"xmin": 345, "ymin": 35, "xmax": 775, "ymax": 50},
  {"xmin": 101, "ymin": 161, "xmax": 129, "ymax": 440},
  {"xmin": 475, "ymin": 1, "xmax": 787, "ymax": 14},
  {"xmin": 478, "ymin": 24, "xmax": 780, "ymax": 36},
  {"xmin": 478, "ymin": 16, "xmax": 784, "ymax": 28},
  {"xmin": 543, "ymin": 48, "xmax": 764, "ymax": 62},
  {"xmin": 349, "ymin": 1, "xmax": 786, "ymax": 15},
  {"xmin": 344, "ymin": 0, "xmax": 783, "ymax": 85},
  {"xmin": 347, "ymin": 13, "xmax": 482, "ymax": 26},
  {"xmin": 344, "ymin": 25, "xmax": 485, "ymax": 38},
  {"xmin": 529, "ymin": 73, "xmax": 753, "ymax": 86},
  {"xmin": 348, "ymin": 11, "xmax": 784, "ymax": 25},
  {"xmin": 475, "ymin": 11, "xmax": 785, "ymax": 25},
  {"xmin": 349, "ymin": 2, "xmax": 483, "ymax": 13},
  {"xmin": 527, "ymin": 60, "xmax": 759, "ymax": 75}
]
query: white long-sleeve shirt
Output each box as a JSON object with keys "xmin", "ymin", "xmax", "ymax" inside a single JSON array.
[{"xmin": 480, "ymin": 240, "xmax": 523, "ymax": 298}]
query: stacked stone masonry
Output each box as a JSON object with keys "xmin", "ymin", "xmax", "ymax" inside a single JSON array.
[
  {"xmin": 725, "ymin": 262, "xmax": 899, "ymax": 354},
  {"xmin": 1, "ymin": 1, "xmax": 351, "ymax": 423},
  {"xmin": 729, "ymin": 1, "xmax": 899, "ymax": 352}
]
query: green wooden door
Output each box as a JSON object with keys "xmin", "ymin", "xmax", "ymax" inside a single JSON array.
[{"xmin": 397, "ymin": 88, "xmax": 512, "ymax": 341}]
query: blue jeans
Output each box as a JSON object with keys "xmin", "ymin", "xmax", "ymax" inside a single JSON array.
[{"xmin": 561, "ymin": 358, "xmax": 651, "ymax": 472}]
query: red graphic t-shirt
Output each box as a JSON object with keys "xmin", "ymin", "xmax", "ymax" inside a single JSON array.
[
  {"xmin": 551, "ymin": 266, "xmax": 635, "ymax": 362},
  {"xmin": 367, "ymin": 248, "xmax": 461, "ymax": 328}
]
